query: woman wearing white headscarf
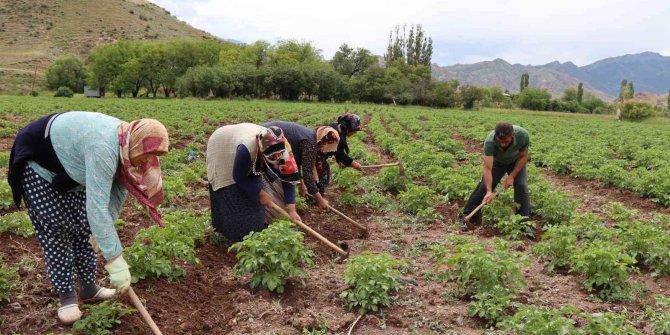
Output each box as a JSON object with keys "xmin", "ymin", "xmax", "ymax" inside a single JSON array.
[{"xmin": 207, "ymin": 123, "xmax": 301, "ymax": 243}]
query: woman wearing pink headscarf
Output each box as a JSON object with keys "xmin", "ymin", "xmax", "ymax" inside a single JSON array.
[
  {"xmin": 206, "ymin": 123, "xmax": 301, "ymax": 243},
  {"xmin": 8, "ymin": 112, "xmax": 169, "ymax": 324}
]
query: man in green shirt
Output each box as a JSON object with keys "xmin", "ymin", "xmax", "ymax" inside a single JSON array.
[{"xmin": 460, "ymin": 122, "xmax": 531, "ymax": 228}]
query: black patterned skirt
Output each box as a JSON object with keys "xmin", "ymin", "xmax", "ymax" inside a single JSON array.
[{"xmin": 209, "ymin": 183, "xmax": 265, "ymax": 243}]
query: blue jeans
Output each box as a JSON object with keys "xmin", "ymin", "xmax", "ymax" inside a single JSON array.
[{"xmin": 463, "ymin": 161, "xmax": 531, "ymax": 221}]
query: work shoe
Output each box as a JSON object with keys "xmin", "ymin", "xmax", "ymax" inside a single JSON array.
[
  {"xmin": 457, "ymin": 213, "xmax": 469, "ymax": 231},
  {"xmin": 82, "ymin": 287, "xmax": 116, "ymax": 302},
  {"xmin": 58, "ymin": 304, "xmax": 82, "ymax": 325}
]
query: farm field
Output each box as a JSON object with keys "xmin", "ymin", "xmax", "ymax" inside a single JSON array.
[{"xmin": 1, "ymin": 96, "xmax": 670, "ymax": 335}]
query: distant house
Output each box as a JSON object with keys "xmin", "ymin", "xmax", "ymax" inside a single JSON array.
[{"xmin": 84, "ymin": 86, "xmax": 104, "ymax": 98}]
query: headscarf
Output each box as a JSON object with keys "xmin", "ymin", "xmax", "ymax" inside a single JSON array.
[
  {"xmin": 337, "ymin": 113, "xmax": 362, "ymax": 133},
  {"xmin": 253, "ymin": 126, "xmax": 300, "ymax": 183},
  {"xmin": 315, "ymin": 126, "xmax": 340, "ymax": 154},
  {"xmin": 117, "ymin": 119, "xmax": 169, "ymax": 226}
]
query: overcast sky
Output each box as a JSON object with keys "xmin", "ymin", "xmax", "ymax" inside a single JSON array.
[{"xmin": 149, "ymin": 0, "xmax": 670, "ymax": 67}]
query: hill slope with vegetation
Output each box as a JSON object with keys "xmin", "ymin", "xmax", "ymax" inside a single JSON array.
[{"xmin": 0, "ymin": 0, "xmax": 218, "ymax": 93}]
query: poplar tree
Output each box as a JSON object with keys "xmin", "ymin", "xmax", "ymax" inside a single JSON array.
[
  {"xmin": 520, "ymin": 73, "xmax": 529, "ymax": 92},
  {"xmin": 577, "ymin": 82, "xmax": 584, "ymax": 104},
  {"xmin": 384, "ymin": 24, "xmax": 432, "ymax": 66}
]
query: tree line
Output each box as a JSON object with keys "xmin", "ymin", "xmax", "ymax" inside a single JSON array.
[{"xmin": 43, "ymin": 25, "xmax": 668, "ymax": 117}]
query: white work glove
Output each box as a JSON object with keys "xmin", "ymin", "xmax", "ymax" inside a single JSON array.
[{"xmin": 104, "ymin": 254, "xmax": 131, "ymax": 294}]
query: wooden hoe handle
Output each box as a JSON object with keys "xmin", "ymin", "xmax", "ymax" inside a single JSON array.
[
  {"xmin": 464, "ymin": 188, "xmax": 506, "ymax": 221},
  {"xmin": 327, "ymin": 205, "xmax": 368, "ymax": 232},
  {"xmin": 128, "ymin": 287, "xmax": 163, "ymax": 335},
  {"xmin": 359, "ymin": 162, "xmax": 400, "ymax": 169},
  {"xmin": 270, "ymin": 203, "xmax": 348, "ymax": 257}
]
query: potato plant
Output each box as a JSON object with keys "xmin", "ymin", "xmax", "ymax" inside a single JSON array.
[
  {"xmin": 0, "ymin": 178, "xmax": 12, "ymax": 211},
  {"xmin": 533, "ymin": 225, "xmax": 578, "ymax": 274},
  {"xmin": 570, "ymin": 240, "xmax": 636, "ymax": 301},
  {"xmin": 229, "ymin": 219, "xmax": 314, "ymax": 293},
  {"xmin": 494, "ymin": 214, "xmax": 535, "ymax": 240},
  {"xmin": 432, "ymin": 238, "xmax": 527, "ymax": 297},
  {"xmin": 331, "ymin": 167, "xmax": 362, "ymax": 191},
  {"xmin": 0, "ymin": 152, "xmax": 8, "ymax": 168},
  {"xmin": 125, "ymin": 211, "xmax": 210, "ymax": 282},
  {"xmin": 377, "ymin": 166, "xmax": 408, "ymax": 192},
  {"xmin": 500, "ymin": 305, "xmax": 579, "ymax": 335},
  {"xmin": 619, "ymin": 221, "xmax": 670, "ymax": 275},
  {"xmin": 72, "ymin": 301, "xmax": 134, "ymax": 335},
  {"xmin": 466, "ymin": 285, "xmax": 518, "ymax": 326},
  {"xmin": 0, "ymin": 211, "xmax": 33, "ymax": 237},
  {"xmin": 340, "ymin": 252, "xmax": 401, "ymax": 314},
  {"xmin": 645, "ymin": 296, "xmax": 670, "ymax": 334},
  {"xmin": 397, "ymin": 184, "xmax": 438, "ymax": 216},
  {"xmin": 0, "ymin": 256, "xmax": 18, "ymax": 303},
  {"xmin": 580, "ymin": 312, "xmax": 641, "ymax": 335}
]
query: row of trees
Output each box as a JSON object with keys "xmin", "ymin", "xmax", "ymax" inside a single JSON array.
[
  {"xmin": 43, "ymin": 27, "xmax": 667, "ymax": 117},
  {"xmin": 43, "ymin": 25, "xmax": 478, "ymax": 106}
]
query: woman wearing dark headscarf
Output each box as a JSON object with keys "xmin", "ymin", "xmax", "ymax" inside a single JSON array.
[
  {"xmin": 309, "ymin": 112, "xmax": 363, "ymax": 194},
  {"xmin": 206, "ymin": 123, "xmax": 301, "ymax": 244},
  {"xmin": 328, "ymin": 112, "xmax": 363, "ymax": 170},
  {"xmin": 262, "ymin": 121, "xmax": 340, "ymax": 208},
  {"xmin": 7, "ymin": 112, "xmax": 169, "ymax": 324}
]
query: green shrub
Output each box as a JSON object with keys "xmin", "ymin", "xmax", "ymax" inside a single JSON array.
[
  {"xmin": 340, "ymin": 252, "xmax": 401, "ymax": 314},
  {"xmin": 517, "ymin": 88, "xmax": 552, "ymax": 111},
  {"xmin": 45, "ymin": 56, "xmax": 85, "ymax": 92},
  {"xmin": 0, "ymin": 211, "xmax": 34, "ymax": 237},
  {"xmin": 0, "ymin": 256, "xmax": 19, "ymax": 303},
  {"xmin": 125, "ymin": 211, "xmax": 209, "ymax": 282},
  {"xmin": 229, "ymin": 219, "xmax": 314, "ymax": 293},
  {"xmin": 500, "ymin": 305, "xmax": 579, "ymax": 334},
  {"xmin": 622, "ymin": 101, "xmax": 654, "ymax": 120},
  {"xmin": 570, "ymin": 240, "xmax": 635, "ymax": 301},
  {"xmin": 580, "ymin": 312, "xmax": 641, "ymax": 335},
  {"xmin": 72, "ymin": 301, "xmax": 134, "ymax": 335},
  {"xmin": 54, "ymin": 86, "xmax": 74, "ymax": 97}
]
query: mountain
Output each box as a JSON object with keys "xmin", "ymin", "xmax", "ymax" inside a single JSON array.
[
  {"xmin": 581, "ymin": 52, "xmax": 670, "ymax": 96},
  {"xmin": 0, "ymin": 0, "xmax": 219, "ymax": 93},
  {"xmin": 432, "ymin": 58, "xmax": 610, "ymax": 99},
  {"xmin": 432, "ymin": 52, "xmax": 670, "ymax": 100}
]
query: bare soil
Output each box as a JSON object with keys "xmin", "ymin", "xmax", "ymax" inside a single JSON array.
[{"xmin": 1, "ymin": 124, "xmax": 668, "ymax": 334}]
